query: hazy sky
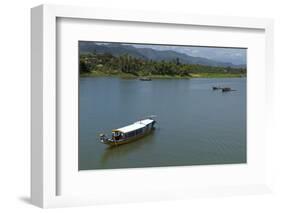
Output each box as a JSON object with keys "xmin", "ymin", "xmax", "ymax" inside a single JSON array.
[{"xmin": 131, "ymin": 44, "xmax": 246, "ymax": 65}]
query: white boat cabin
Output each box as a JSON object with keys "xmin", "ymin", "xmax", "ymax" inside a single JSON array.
[{"xmin": 111, "ymin": 119, "xmax": 155, "ymax": 141}]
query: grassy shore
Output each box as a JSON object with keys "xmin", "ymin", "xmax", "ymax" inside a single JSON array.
[
  {"xmin": 190, "ymin": 73, "xmax": 245, "ymax": 78},
  {"xmin": 80, "ymin": 70, "xmax": 245, "ymax": 79}
]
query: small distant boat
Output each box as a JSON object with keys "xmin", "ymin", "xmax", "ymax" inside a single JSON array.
[
  {"xmin": 222, "ymin": 87, "xmax": 231, "ymax": 92},
  {"xmin": 139, "ymin": 77, "xmax": 152, "ymax": 81},
  {"xmin": 212, "ymin": 86, "xmax": 236, "ymax": 92},
  {"xmin": 99, "ymin": 117, "xmax": 156, "ymax": 146},
  {"xmin": 212, "ymin": 86, "xmax": 221, "ymax": 90}
]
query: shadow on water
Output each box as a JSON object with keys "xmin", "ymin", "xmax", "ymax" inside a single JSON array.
[{"xmin": 100, "ymin": 130, "xmax": 157, "ymax": 167}]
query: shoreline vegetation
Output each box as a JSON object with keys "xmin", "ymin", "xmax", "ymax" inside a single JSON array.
[
  {"xmin": 79, "ymin": 52, "xmax": 246, "ymax": 79},
  {"xmin": 80, "ymin": 70, "xmax": 245, "ymax": 79}
]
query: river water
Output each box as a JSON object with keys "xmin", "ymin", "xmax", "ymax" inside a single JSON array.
[{"xmin": 79, "ymin": 77, "xmax": 246, "ymax": 170}]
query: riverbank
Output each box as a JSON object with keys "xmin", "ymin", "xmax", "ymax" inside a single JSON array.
[
  {"xmin": 80, "ymin": 70, "xmax": 245, "ymax": 79},
  {"xmin": 190, "ymin": 73, "xmax": 245, "ymax": 78}
]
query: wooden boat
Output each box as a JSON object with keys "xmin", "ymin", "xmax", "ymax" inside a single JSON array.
[
  {"xmin": 139, "ymin": 77, "xmax": 152, "ymax": 81},
  {"xmin": 222, "ymin": 87, "xmax": 231, "ymax": 92},
  {"xmin": 99, "ymin": 117, "xmax": 156, "ymax": 146},
  {"xmin": 213, "ymin": 86, "xmax": 236, "ymax": 92}
]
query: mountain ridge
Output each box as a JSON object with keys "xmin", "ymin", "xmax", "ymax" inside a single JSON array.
[{"xmin": 79, "ymin": 42, "xmax": 246, "ymax": 68}]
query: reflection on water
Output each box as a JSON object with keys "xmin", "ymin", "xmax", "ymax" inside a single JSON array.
[
  {"xmin": 100, "ymin": 131, "xmax": 156, "ymax": 167},
  {"xmin": 79, "ymin": 77, "xmax": 246, "ymax": 170}
]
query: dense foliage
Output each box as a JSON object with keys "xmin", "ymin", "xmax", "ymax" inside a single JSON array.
[{"xmin": 79, "ymin": 52, "xmax": 246, "ymax": 77}]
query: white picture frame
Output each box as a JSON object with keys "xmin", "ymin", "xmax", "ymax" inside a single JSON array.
[{"xmin": 31, "ymin": 4, "xmax": 274, "ymax": 208}]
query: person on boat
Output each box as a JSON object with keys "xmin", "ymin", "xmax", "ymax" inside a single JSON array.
[{"xmin": 113, "ymin": 132, "xmax": 121, "ymax": 141}]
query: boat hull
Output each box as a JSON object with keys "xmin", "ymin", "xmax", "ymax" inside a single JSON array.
[{"xmin": 102, "ymin": 128, "xmax": 155, "ymax": 146}]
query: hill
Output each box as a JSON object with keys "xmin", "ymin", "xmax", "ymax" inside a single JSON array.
[{"xmin": 79, "ymin": 42, "xmax": 245, "ymax": 68}]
